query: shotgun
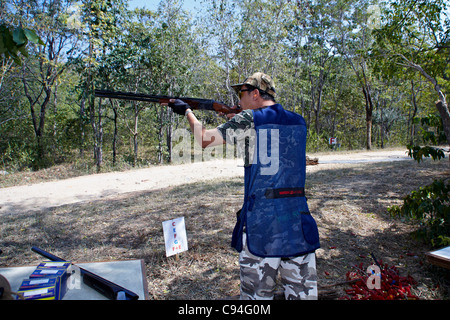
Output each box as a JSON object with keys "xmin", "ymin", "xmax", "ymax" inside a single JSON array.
[
  {"xmin": 95, "ymin": 89, "xmax": 241, "ymax": 115},
  {"xmin": 31, "ymin": 246, "xmax": 139, "ymax": 300}
]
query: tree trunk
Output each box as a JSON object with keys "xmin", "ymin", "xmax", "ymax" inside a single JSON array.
[
  {"xmin": 166, "ymin": 108, "xmax": 173, "ymax": 163},
  {"xmin": 133, "ymin": 108, "xmax": 139, "ymax": 167},
  {"xmin": 409, "ymin": 79, "xmax": 419, "ymax": 145},
  {"xmin": 436, "ymin": 100, "xmax": 450, "ymax": 146},
  {"xmin": 111, "ymin": 99, "xmax": 118, "ymax": 166},
  {"xmin": 79, "ymin": 96, "xmax": 86, "ymax": 158},
  {"xmin": 96, "ymin": 98, "xmax": 103, "ymax": 172},
  {"xmin": 23, "ymin": 72, "xmax": 52, "ymax": 163},
  {"xmin": 362, "ymin": 86, "xmax": 374, "ymax": 150},
  {"xmin": 157, "ymin": 105, "xmax": 165, "ymax": 164},
  {"xmin": 380, "ymin": 106, "xmax": 384, "ymax": 149},
  {"xmin": 89, "ymin": 95, "xmax": 98, "ymax": 164},
  {"xmin": 398, "ymin": 54, "xmax": 450, "ymax": 145}
]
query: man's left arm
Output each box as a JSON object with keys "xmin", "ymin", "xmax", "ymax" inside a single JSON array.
[{"xmin": 166, "ymin": 98, "xmax": 244, "ymax": 149}]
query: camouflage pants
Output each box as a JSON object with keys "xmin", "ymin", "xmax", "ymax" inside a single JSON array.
[{"xmin": 239, "ymin": 233, "xmax": 318, "ymax": 300}]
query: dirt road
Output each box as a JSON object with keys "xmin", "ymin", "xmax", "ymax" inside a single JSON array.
[{"xmin": 0, "ymin": 149, "xmax": 412, "ymax": 214}]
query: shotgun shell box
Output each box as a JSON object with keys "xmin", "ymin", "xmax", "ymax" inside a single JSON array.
[
  {"xmin": 22, "ymin": 261, "xmax": 71, "ymax": 300},
  {"xmin": 31, "ymin": 261, "xmax": 71, "ymax": 278},
  {"xmin": 31, "ymin": 264, "xmax": 68, "ymax": 278},
  {"xmin": 37, "ymin": 261, "xmax": 71, "ymax": 269},
  {"xmin": 17, "ymin": 286, "xmax": 58, "ymax": 300},
  {"xmin": 18, "ymin": 277, "xmax": 62, "ymax": 300},
  {"xmin": 19, "ymin": 277, "xmax": 59, "ymax": 290},
  {"xmin": 17, "ymin": 277, "xmax": 61, "ymax": 300}
]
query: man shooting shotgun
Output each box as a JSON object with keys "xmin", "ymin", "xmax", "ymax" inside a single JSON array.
[
  {"xmin": 160, "ymin": 72, "xmax": 321, "ymax": 300},
  {"xmin": 97, "ymin": 74, "xmax": 320, "ymax": 299}
]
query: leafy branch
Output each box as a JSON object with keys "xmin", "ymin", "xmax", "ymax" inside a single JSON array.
[{"xmin": 0, "ymin": 24, "xmax": 44, "ymax": 65}]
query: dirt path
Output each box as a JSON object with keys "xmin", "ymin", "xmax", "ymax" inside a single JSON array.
[
  {"xmin": 0, "ymin": 149, "xmax": 412, "ymax": 214},
  {"xmin": 1, "ymin": 149, "xmax": 448, "ymax": 299}
]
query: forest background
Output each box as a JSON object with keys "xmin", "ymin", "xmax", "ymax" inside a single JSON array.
[{"xmin": 1, "ymin": 0, "xmax": 449, "ymax": 173}]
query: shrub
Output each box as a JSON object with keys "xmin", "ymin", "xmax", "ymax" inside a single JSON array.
[{"xmin": 388, "ymin": 179, "xmax": 450, "ymax": 247}]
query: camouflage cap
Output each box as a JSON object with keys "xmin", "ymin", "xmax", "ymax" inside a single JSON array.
[{"xmin": 231, "ymin": 72, "xmax": 276, "ymax": 98}]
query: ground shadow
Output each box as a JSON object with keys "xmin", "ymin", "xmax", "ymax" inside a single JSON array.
[{"xmin": 1, "ymin": 159, "xmax": 448, "ymax": 299}]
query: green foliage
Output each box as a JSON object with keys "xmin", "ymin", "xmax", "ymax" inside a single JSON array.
[
  {"xmin": 306, "ymin": 129, "xmax": 330, "ymax": 153},
  {"xmin": 388, "ymin": 180, "xmax": 450, "ymax": 247},
  {"xmin": 407, "ymin": 113, "xmax": 447, "ymax": 163},
  {"xmin": 397, "ymin": 111, "xmax": 449, "ymax": 247},
  {"xmin": 1, "ymin": 0, "xmax": 449, "ymax": 171},
  {"xmin": 418, "ymin": 114, "xmax": 447, "ymax": 145},
  {"xmin": 0, "ymin": 24, "xmax": 43, "ymax": 65},
  {"xmin": 407, "ymin": 145, "xmax": 446, "ymax": 163},
  {"xmin": 1, "ymin": 140, "xmax": 36, "ymax": 171}
]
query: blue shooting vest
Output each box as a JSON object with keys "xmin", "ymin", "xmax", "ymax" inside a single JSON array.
[{"xmin": 231, "ymin": 104, "xmax": 320, "ymax": 257}]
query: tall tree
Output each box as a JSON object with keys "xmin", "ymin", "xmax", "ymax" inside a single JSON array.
[
  {"xmin": 151, "ymin": 0, "xmax": 204, "ymax": 163},
  {"xmin": 334, "ymin": 0, "xmax": 380, "ymax": 150},
  {"xmin": 200, "ymin": 0, "xmax": 240, "ymax": 105},
  {"xmin": 77, "ymin": 0, "xmax": 127, "ymax": 171},
  {"xmin": 375, "ymin": 0, "xmax": 450, "ymax": 146},
  {"xmin": 301, "ymin": 0, "xmax": 335, "ymax": 143},
  {"xmin": 15, "ymin": 0, "xmax": 79, "ymax": 167}
]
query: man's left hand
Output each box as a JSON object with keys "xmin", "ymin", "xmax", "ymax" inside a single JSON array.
[{"xmin": 168, "ymin": 99, "xmax": 190, "ymax": 116}]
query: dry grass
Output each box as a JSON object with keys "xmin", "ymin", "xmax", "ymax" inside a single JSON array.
[{"xmin": 1, "ymin": 159, "xmax": 449, "ymax": 300}]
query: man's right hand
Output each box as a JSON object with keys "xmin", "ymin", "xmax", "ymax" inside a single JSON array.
[{"xmin": 220, "ymin": 105, "xmax": 240, "ymax": 119}]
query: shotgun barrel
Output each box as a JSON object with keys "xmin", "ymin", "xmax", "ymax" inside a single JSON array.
[{"xmin": 94, "ymin": 89, "xmax": 241, "ymax": 115}]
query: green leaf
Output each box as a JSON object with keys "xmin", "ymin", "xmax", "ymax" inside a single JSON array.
[
  {"xmin": 17, "ymin": 44, "xmax": 29, "ymax": 58},
  {"xmin": 0, "ymin": 33, "xmax": 6, "ymax": 54},
  {"xmin": 24, "ymin": 28, "xmax": 44, "ymax": 45},
  {"xmin": 13, "ymin": 27, "xmax": 27, "ymax": 46}
]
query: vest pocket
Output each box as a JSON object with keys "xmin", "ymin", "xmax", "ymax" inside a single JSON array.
[{"xmin": 301, "ymin": 213, "xmax": 320, "ymax": 244}]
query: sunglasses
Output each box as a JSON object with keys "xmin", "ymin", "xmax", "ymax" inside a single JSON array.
[{"xmin": 238, "ymin": 89, "xmax": 253, "ymax": 99}]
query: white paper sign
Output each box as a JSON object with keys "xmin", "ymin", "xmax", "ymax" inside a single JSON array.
[{"xmin": 162, "ymin": 217, "xmax": 188, "ymax": 257}]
